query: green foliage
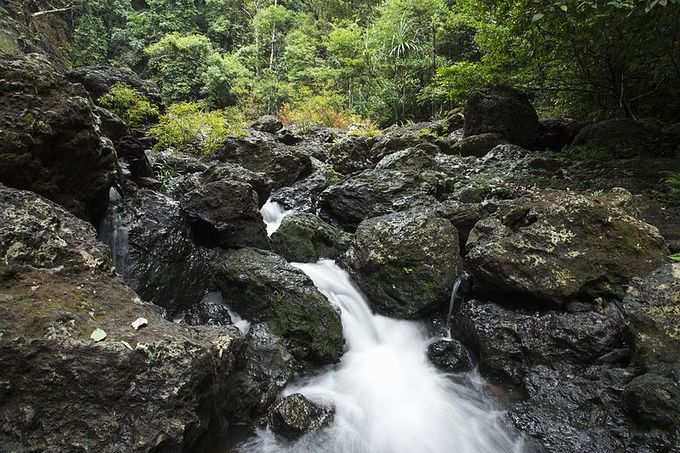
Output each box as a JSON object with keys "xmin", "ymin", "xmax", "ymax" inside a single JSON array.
[
  {"xmin": 150, "ymin": 102, "xmax": 245, "ymax": 155},
  {"xmin": 670, "ymin": 253, "xmax": 680, "ymax": 262},
  {"xmin": 145, "ymin": 33, "xmax": 214, "ymax": 103},
  {"xmin": 202, "ymin": 52, "xmax": 253, "ymax": 107},
  {"xmin": 665, "ymin": 172, "xmax": 680, "ymax": 203},
  {"xmin": 98, "ymin": 83, "xmax": 159, "ymax": 129},
  {"xmin": 279, "ymin": 93, "xmax": 377, "ymax": 131}
]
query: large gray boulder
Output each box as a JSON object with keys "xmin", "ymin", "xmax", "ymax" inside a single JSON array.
[
  {"xmin": 0, "ymin": 183, "xmax": 242, "ymax": 453},
  {"xmin": 346, "ymin": 208, "xmax": 462, "ymax": 318},
  {"xmin": 0, "ymin": 54, "xmax": 117, "ymax": 222},
  {"xmin": 213, "ymin": 248, "xmax": 343, "ymax": 364},
  {"xmin": 465, "ymin": 189, "xmax": 668, "ymax": 304}
]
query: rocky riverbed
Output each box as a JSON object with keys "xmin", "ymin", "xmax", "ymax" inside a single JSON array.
[{"xmin": 1, "ymin": 54, "xmax": 679, "ymax": 452}]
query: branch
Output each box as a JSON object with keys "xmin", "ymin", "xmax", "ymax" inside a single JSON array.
[{"xmin": 31, "ymin": 6, "xmax": 75, "ymax": 19}]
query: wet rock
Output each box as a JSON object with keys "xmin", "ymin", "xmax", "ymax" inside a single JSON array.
[
  {"xmin": 94, "ymin": 105, "xmax": 129, "ymax": 142},
  {"xmin": 251, "ymin": 115, "xmax": 283, "ymax": 134},
  {"xmin": 464, "ymin": 86, "xmax": 539, "ymax": 148},
  {"xmin": 435, "ymin": 200, "xmax": 485, "ymax": 249},
  {"xmin": 216, "ymin": 132, "xmax": 313, "ymax": 188},
  {"xmin": 465, "ymin": 189, "xmax": 668, "ymax": 305},
  {"xmin": 458, "ymin": 299, "xmax": 628, "ymax": 385},
  {"xmin": 375, "ymin": 146, "xmax": 438, "ymax": 171},
  {"xmin": 213, "ymin": 248, "xmax": 343, "ymax": 364},
  {"xmin": 623, "ymin": 373, "xmax": 680, "ymax": 429},
  {"xmin": 369, "ymin": 127, "xmax": 425, "ymax": 161},
  {"xmin": 0, "ymin": 54, "xmax": 117, "ymax": 222},
  {"xmin": 176, "ymin": 291, "xmax": 233, "ymax": 326},
  {"xmin": 347, "ymin": 208, "xmax": 461, "ymax": 318},
  {"xmin": 319, "ymin": 169, "xmax": 446, "ymax": 231},
  {"xmin": 449, "ymin": 133, "xmax": 509, "ymax": 157},
  {"xmin": 270, "ymin": 158, "xmax": 339, "ymax": 213},
  {"xmin": 571, "ymin": 118, "xmax": 674, "ymax": 158},
  {"xmin": 181, "ymin": 178, "xmax": 269, "ymax": 249},
  {"xmin": 266, "ymin": 394, "xmax": 334, "ymax": 440},
  {"xmin": 116, "ymin": 136, "xmax": 153, "ymax": 179},
  {"xmin": 226, "ymin": 323, "xmax": 296, "ymax": 424},
  {"xmin": 271, "ymin": 213, "xmax": 351, "ymax": 262},
  {"xmin": 0, "ymin": 183, "xmax": 242, "ymax": 453},
  {"xmin": 66, "ymin": 65, "xmax": 163, "ymax": 107},
  {"xmin": 99, "ymin": 188, "xmax": 216, "ymax": 314},
  {"xmin": 427, "ymin": 339, "xmax": 474, "ymax": 373}
]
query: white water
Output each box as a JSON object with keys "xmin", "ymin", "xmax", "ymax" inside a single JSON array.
[
  {"xmin": 260, "ymin": 198, "xmax": 291, "ymax": 236},
  {"xmin": 235, "ymin": 260, "xmax": 524, "ymax": 453}
]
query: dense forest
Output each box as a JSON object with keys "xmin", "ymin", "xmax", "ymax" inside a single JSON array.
[{"xmin": 69, "ymin": 0, "xmax": 680, "ymax": 131}]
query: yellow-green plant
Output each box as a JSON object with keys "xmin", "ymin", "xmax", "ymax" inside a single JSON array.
[
  {"xmin": 99, "ymin": 83, "xmax": 159, "ymax": 129},
  {"xmin": 279, "ymin": 94, "xmax": 377, "ymax": 133},
  {"xmin": 150, "ymin": 102, "xmax": 246, "ymax": 155}
]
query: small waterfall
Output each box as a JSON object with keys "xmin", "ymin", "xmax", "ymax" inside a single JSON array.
[
  {"xmin": 235, "ymin": 260, "xmax": 524, "ymax": 453},
  {"xmin": 98, "ymin": 187, "xmax": 129, "ymax": 275},
  {"xmin": 445, "ymin": 271, "xmax": 472, "ymax": 339},
  {"xmin": 260, "ymin": 198, "xmax": 291, "ymax": 236}
]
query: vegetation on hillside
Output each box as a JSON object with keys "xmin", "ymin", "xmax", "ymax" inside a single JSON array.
[{"xmin": 72, "ymin": 0, "xmax": 680, "ymax": 127}]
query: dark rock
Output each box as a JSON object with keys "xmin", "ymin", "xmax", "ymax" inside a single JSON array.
[
  {"xmin": 435, "ymin": 200, "xmax": 485, "ymax": 249},
  {"xmin": 465, "ymin": 189, "xmax": 668, "ymax": 305},
  {"xmin": 571, "ymin": 119, "xmax": 674, "ymax": 158},
  {"xmin": 449, "ymin": 133, "xmax": 509, "ymax": 157},
  {"xmin": 0, "ymin": 54, "xmax": 117, "ymax": 222},
  {"xmin": 464, "ymin": 86, "xmax": 539, "ymax": 148},
  {"xmin": 534, "ymin": 118, "xmax": 587, "ymax": 151},
  {"xmin": 181, "ymin": 178, "xmax": 269, "ymax": 250},
  {"xmin": 66, "ymin": 65, "xmax": 163, "ymax": 107},
  {"xmin": 277, "ymin": 127, "xmax": 303, "ymax": 145},
  {"xmin": 213, "ymin": 248, "xmax": 343, "ymax": 364},
  {"xmin": 319, "ymin": 169, "xmax": 446, "ymax": 231},
  {"xmin": 99, "ymin": 188, "xmax": 217, "ymax": 314},
  {"xmin": 327, "ymin": 135, "xmax": 378, "ymax": 174},
  {"xmin": 94, "ymin": 105, "xmax": 129, "ymax": 142},
  {"xmin": 271, "ymin": 158, "xmax": 339, "ymax": 213},
  {"xmin": 271, "ymin": 213, "xmax": 351, "ymax": 262},
  {"xmin": 176, "ymin": 291, "xmax": 233, "ymax": 326},
  {"xmin": 623, "ymin": 373, "xmax": 680, "ymax": 429},
  {"xmin": 216, "ymin": 133, "xmax": 313, "ymax": 189},
  {"xmin": 346, "ymin": 208, "xmax": 461, "ymax": 318},
  {"xmin": 427, "ymin": 339, "xmax": 474, "ymax": 373},
  {"xmin": 0, "ymin": 183, "xmax": 242, "ymax": 453},
  {"xmin": 116, "ymin": 136, "xmax": 153, "ymax": 179},
  {"xmin": 266, "ymin": 394, "xmax": 333, "ymax": 440},
  {"xmin": 226, "ymin": 323, "xmax": 296, "ymax": 424},
  {"xmin": 375, "ymin": 146, "xmax": 438, "ymax": 171},
  {"xmin": 370, "ymin": 127, "xmax": 433, "ymax": 162},
  {"xmin": 251, "ymin": 115, "xmax": 283, "ymax": 134}
]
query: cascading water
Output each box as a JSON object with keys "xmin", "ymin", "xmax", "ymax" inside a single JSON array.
[
  {"xmin": 445, "ymin": 271, "xmax": 472, "ymax": 339},
  {"xmin": 235, "ymin": 260, "xmax": 525, "ymax": 453},
  {"xmin": 260, "ymin": 198, "xmax": 291, "ymax": 236},
  {"xmin": 98, "ymin": 187, "xmax": 129, "ymax": 274}
]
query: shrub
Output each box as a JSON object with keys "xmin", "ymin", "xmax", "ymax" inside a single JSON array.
[
  {"xmin": 665, "ymin": 172, "xmax": 680, "ymax": 204},
  {"xmin": 279, "ymin": 94, "xmax": 377, "ymax": 133},
  {"xmin": 150, "ymin": 102, "xmax": 246, "ymax": 155},
  {"xmin": 98, "ymin": 83, "xmax": 159, "ymax": 129}
]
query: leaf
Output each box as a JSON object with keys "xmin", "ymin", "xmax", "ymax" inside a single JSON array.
[
  {"xmin": 670, "ymin": 254, "xmax": 680, "ymax": 262},
  {"xmin": 131, "ymin": 317, "xmax": 149, "ymax": 330},
  {"xmin": 560, "ymin": 4, "xmax": 569, "ymax": 11},
  {"xmin": 532, "ymin": 13, "xmax": 545, "ymax": 22},
  {"xmin": 90, "ymin": 328, "xmax": 107, "ymax": 342}
]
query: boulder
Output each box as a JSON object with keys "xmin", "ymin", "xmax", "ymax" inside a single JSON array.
[
  {"xmin": 623, "ymin": 373, "xmax": 680, "ymax": 429},
  {"xmin": 375, "ymin": 146, "xmax": 438, "ymax": 171},
  {"xmin": 571, "ymin": 118, "xmax": 674, "ymax": 158},
  {"xmin": 271, "ymin": 213, "xmax": 351, "ymax": 263},
  {"xmin": 0, "ymin": 183, "xmax": 242, "ymax": 453},
  {"xmin": 464, "ymin": 86, "xmax": 539, "ymax": 147},
  {"xmin": 448, "ymin": 133, "xmax": 509, "ymax": 157},
  {"xmin": 94, "ymin": 105, "xmax": 129, "ymax": 142},
  {"xmin": 251, "ymin": 115, "xmax": 283, "ymax": 134},
  {"xmin": 216, "ymin": 133, "xmax": 313, "ymax": 188},
  {"xmin": 213, "ymin": 248, "xmax": 343, "ymax": 364},
  {"xmin": 534, "ymin": 118, "xmax": 587, "ymax": 151},
  {"xmin": 435, "ymin": 200, "xmax": 486, "ymax": 249},
  {"xmin": 0, "ymin": 54, "xmax": 117, "ymax": 222},
  {"xmin": 346, "ymin": 208, "xmax": 462, "ymax": 318},
  {"xmin": 116, "ymin": 136, "xmax": 153, "ymax": 179},
  {"xmin": 265, "ymin": 394, "xmax": 333, "ymax": 440},
  {"xmin": 427, "ymin": 339, "xmax": 474, "ymax": 373},
  {"xmin": 99, "ymin": 188, "xmax": 217, "ymax": 314},
  {"xmin": 181, "ymin": 178, "xmax": 269, "ymax": 249},
  {"xmin": 175, "ymin": 291, "xmax": 233, "ymax": 326},
  {"xmin": 465, "ymin": 189, "xmax": 668, "ymax": 304},
  {"xmin": 66, "ymin": 65, "xmax": 163, "ymax": 107},
  {"xmin": 319, "ymin": 169, "xmax": 446, "ymax": 231},
  {"xmin": 270, "ymin": 158, "xmax": 339, "ymax": 213},
  {"xmin": 327, "ymin": 135, "xmax": 378, "ymax": 174}
]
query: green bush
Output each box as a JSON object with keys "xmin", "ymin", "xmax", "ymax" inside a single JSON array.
[
  {"xmin": 150, "ymin": 102, "xmax": 246, "ymax": 155},
  {"xmin": 279, "ymin": 93, "xmax": 377, "ymax": 133},
  {"xmin": 665, "ymin": 172, "xmax": 680, "ymax": 203},
  {"xmin": 98, "ymin": 83, "xmax": 159, "ymax": 129}
]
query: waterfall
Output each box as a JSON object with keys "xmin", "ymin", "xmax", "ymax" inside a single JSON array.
[
  {"xmin": 260, "ymin": 198, "xmax": 291, "ymax": 236},
  {"xmin": 445, "ymin": 271, "xmax": 472, "ymax": 339},
  {"xmin": 98, "ymin": 187, "xmax": 129, "ymax": 275},
  {"xmin": 235, "ymin": 260, "xmax": 525, "ymax": 453}
]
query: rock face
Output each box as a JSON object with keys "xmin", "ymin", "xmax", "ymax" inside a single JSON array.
[
  {"xmin": 465, "ymin": 189, "xmax": 668, "ymax": 304},
  {"xmin": 0, "ymin": 183, "xmax": 242, "ymax": 453},
  {"xmin": 571, "ymin": 118, "xmax": 673, "ymax": 157},
  {"xmin": 66, "ymin": 65, "xmax": 163, "ymax": 107},
  {"xmin": 0, "ymin": 54, "xmax": 117, "ymax": 222},
  {"xmin": 464, "ymin": 86, "xmax": 539, "ymax": 148},
  {"xmin": 327, "ymin": 135, "xmax": 378, "ymax": 174},
  {"xmin": 319, "ymin": 169, "xmax": 445, "ymax": 231},
  {"xmin": 265, "ymin": 394, "xmax": 333, "ymax": 440},
  {"xmin": 346, "ymin": 209, "xmax": 462, "ymax": 318},
  {"xmin": 213, "ymin": 248, "xmax": 343, "ymax": 364},
  {"xmin": 448, "ymin": 133, "xmax": 509, "ymax": 157},
  {"xmin": 99, "ymin": 188, "xmax": 217, "ymax": 315},
  {"xmin": 271, "ymin": 213, "xmax": 351, "ymax": 262}
]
